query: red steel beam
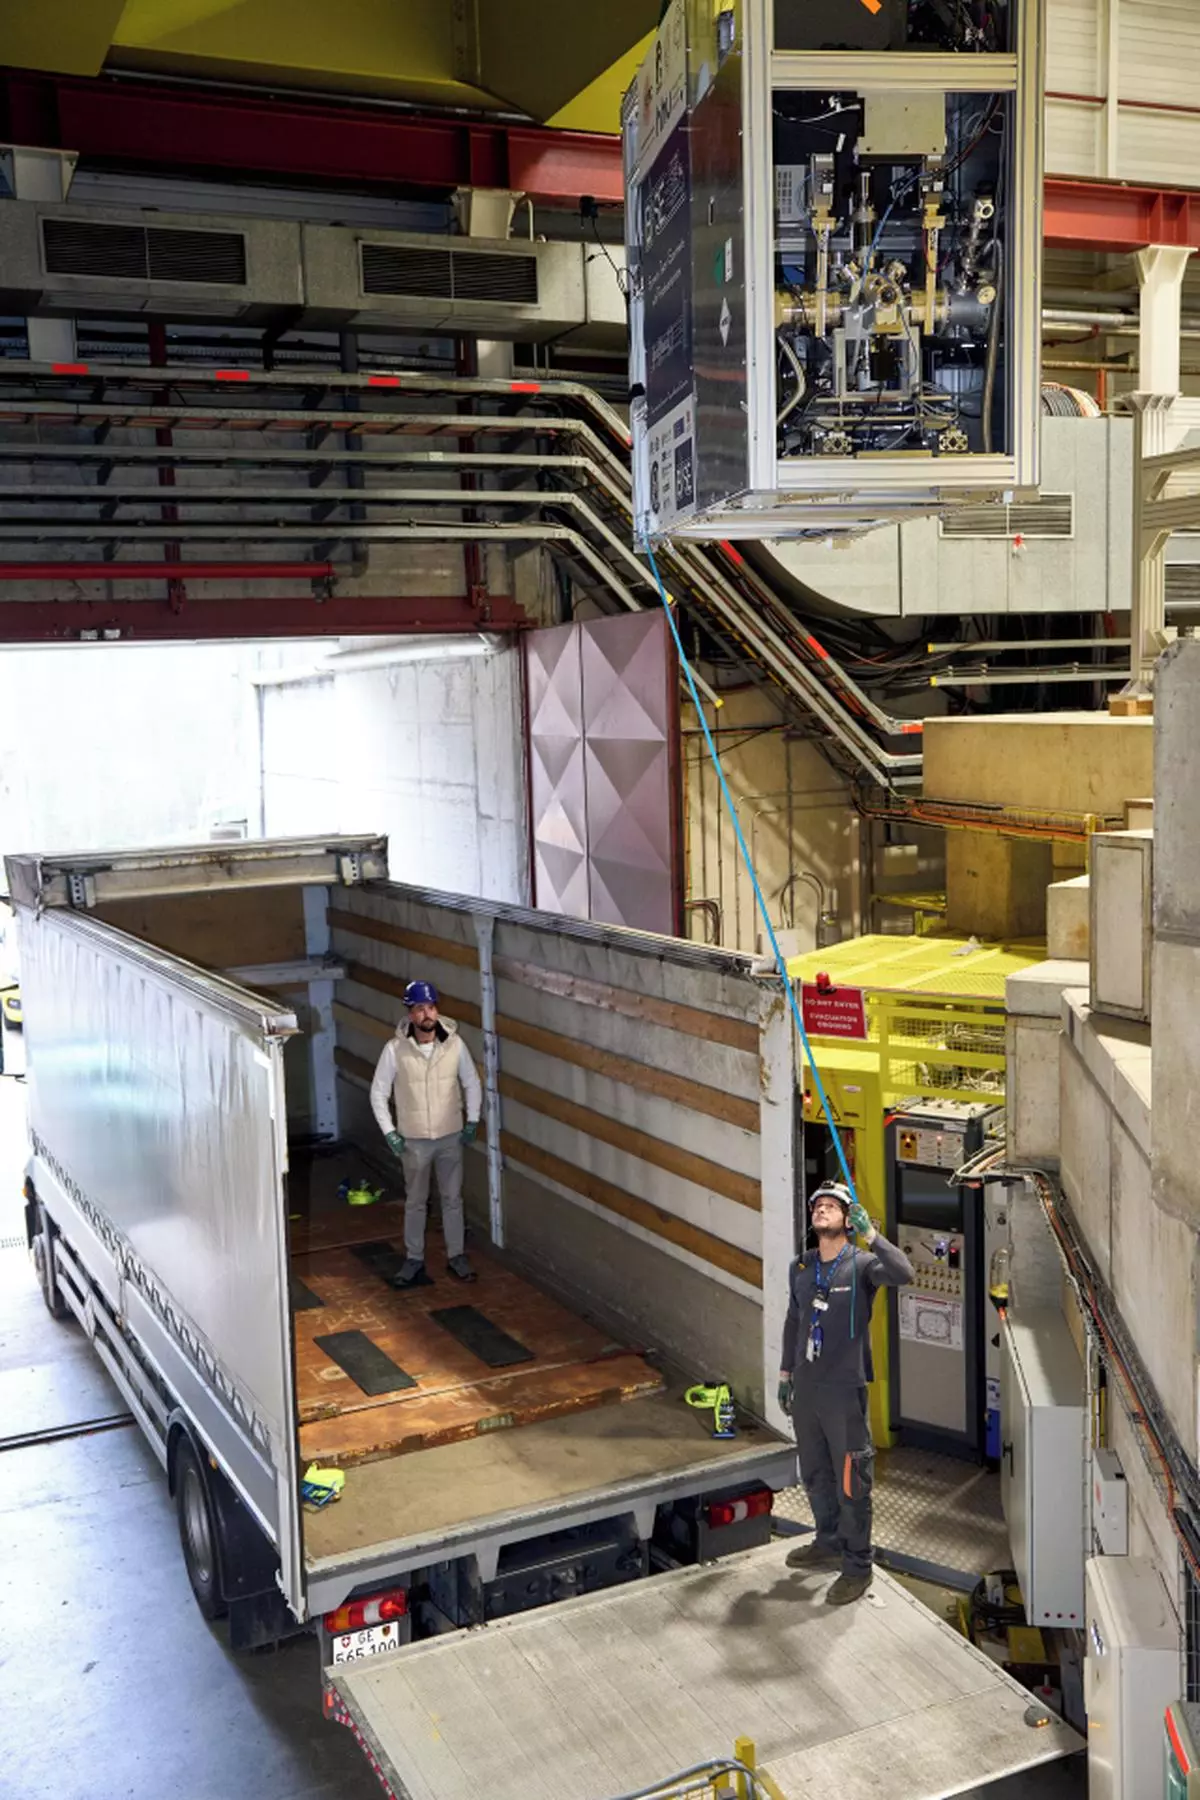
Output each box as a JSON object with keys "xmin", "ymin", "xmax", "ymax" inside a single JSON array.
[
  {"xmin": 1044, "ymin": 176, "xmax": 1200, "ymax": 252},
  {"xmin": 0, "ymin": 592, "xmax": 530, "ymax": 642},
  {"xmin": 0, "ymin": 561, "xmax": 336, "ymax": 580},
  {"xmin": 0, "ymin": 71, "xmax": 625, "ymax": 206}
]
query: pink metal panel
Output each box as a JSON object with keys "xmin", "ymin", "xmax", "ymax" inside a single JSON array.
[
  {"xmin": 581, "ymin": 612, "xmax": 679, "ymax": 936},
  {"xmin": 525, "ymin": 622, "xmax": 589, "ymax": 918}
]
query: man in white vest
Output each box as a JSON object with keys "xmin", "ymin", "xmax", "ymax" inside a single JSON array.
[{"xmin": 369, "ymin": 978, "xmax": 483, "ymax": 1287}]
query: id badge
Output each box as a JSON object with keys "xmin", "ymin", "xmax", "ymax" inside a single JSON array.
[{"xmin": 813, "ymin": 1295, "xmax": 829, "ymax": 1313}]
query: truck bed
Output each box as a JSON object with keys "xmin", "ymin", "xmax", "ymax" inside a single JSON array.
[
  {"xmin": 291, "ymin": 1146, "xmax": 792, "ymax": 1583},
  {"xmin": 330, "ymin": 1542, "xmax": 1082, "ymax": 1800},
  {"xmin": 288, "ymin": 1146, "xmax": 665, "ymax": 1466}
]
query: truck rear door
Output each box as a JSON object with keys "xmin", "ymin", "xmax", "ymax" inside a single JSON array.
[{"xmin": 329, "ymin": 1543, "xmax": 1081, "ymax": 1800}]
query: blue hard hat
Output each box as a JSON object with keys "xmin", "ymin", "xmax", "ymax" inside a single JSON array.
[{"xmin": 404, "ymin": 979, "xmax": 438, "ymax": 1007}]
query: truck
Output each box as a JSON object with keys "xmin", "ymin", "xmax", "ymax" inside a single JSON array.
[{"xmin": 12, "ymin": 836, "xmax": 1081, "ymax": 1797}]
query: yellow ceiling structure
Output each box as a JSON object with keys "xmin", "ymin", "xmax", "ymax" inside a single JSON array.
[{"xmin": 0, "ymin": 0, "xmax": 656, "ymax": 129}]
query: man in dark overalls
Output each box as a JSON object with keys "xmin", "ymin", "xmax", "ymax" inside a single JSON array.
[{"xmin": 778, "ymin": 1182, "xmax": 914, "ymax": 1605}]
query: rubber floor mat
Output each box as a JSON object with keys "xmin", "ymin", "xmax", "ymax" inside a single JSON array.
[
  {"xmin": 290, "ymin": 1278, "xmax": 325, "ymax": 1312},
  {"xmin": 349, "ymin": 1240, "xmax": 408, "ymax": 1284},
  {"xmin": 314, "ymin": 1330, "xmax": 417, "ymax": 1396},
  {"xmin": 430, "ymin": 1305, "xmax": 534, "ymax": 1368}
]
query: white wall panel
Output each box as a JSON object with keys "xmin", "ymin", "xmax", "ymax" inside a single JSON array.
[
  {"xmin": 1047, "ymin": 0, "xmax": 1104, "ymax": 94},
  {"xmin": 260, "ymin": 646, "xmax": 528, "ymax": 904},
  {"xmin": 1045, "ymin": 100, "xmax": 1103, "ymax": 177}
]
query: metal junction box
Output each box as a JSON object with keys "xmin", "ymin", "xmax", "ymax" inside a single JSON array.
[
  {"xmin": 624, "ymin": 0, "xmax": 1045, "ymax": 540},
  {"xmin": 1001, "ymin": 1309, "xmax": 1085, "ymax": 1629}
]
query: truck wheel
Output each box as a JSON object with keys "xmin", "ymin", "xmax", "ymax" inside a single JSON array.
[
  {"xmin": 33, "ymin": 1205, "xmax": 69, "ymax": 1321},
  {"xmin": 175, "ymin": 1436, "xmax": 228, "ymax": 1621}
]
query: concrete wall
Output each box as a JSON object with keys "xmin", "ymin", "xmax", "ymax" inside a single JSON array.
[
  {"xmin": 923, "ymin": 713, "xmax": 1154, "ymax": 815},
  {"xmin": 0, "ymin": 644, "xmax": 258, "ymax": 866},
  {"xmin": 259, "ymin": 643, "xmax": 529, "ymax": 903}
]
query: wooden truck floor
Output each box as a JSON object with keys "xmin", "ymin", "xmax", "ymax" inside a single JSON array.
[
  {"xmin": 289, "ymin": 1146, "xmax": 785, "ymax": 1570},
  {"xmin": 330, "ymin": 1542, "xmax": 1082, "ymax": 1800}
]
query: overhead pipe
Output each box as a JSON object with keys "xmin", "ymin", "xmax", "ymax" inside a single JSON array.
[{"xmin": 0, "ymin": 561, "xmax": 337, "ymax": 580}]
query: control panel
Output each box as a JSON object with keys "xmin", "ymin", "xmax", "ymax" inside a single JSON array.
[
  {"xmin": 901, "ymin": 1230, "xmax": 965, "ymax": 1298},
  {"xmin": 897, "ymin": 1124, "xmax": 966, "ymax": 1170}
]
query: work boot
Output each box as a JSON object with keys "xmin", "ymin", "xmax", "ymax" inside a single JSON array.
[
  {"xmin": 785, "ymin": 1540, "xmax": 839, "ymax": 1571},
  {"xmin": 447, "ymin": 1253, "xmax": 477, "ymax": 1282},
  {"xmin": 391, "ymin": 1257, "xmax": 429, "ymax": 1290},
  {"xmin": 826, "ymin": 1571, "xmax": 872, "ymax": 1606}
]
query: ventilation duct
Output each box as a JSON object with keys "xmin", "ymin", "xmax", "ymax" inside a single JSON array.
[
  {"xmin": 302, "ymin": 225, "xmax": 620, "ymax": 345},
  {"xmin": 0, "ymin": 201, "xmax": 626, "ymax": 347},
  {"xmin": 0, "ymin": 201, "xmax": 302, "ymax": 320},
  {"xmin": 938, "ymin": 493, "xmax": 1075, "ymax": 540}
]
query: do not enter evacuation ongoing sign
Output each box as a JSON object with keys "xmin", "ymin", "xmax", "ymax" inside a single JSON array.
[{"xmin": 799, "ymin": 980, "xmax": 868, "ymax": 1040}]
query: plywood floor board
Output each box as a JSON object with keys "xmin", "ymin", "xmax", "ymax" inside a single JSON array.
[{"xmin": 304, "ymin": 1386, "xmax": 782, "ymax": 1565}]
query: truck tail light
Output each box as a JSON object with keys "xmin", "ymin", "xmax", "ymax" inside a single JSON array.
[
  {"xmin": 323, "ymin": 1588, "xmax": 408, "ymax": 1634},
  {"xmin": 705, "ymin": 1487, "xmax": 774, "ymax": 1529}
]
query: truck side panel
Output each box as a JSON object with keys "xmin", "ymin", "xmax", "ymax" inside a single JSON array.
[
  {"xmin": 18, "ymin": 906, "xmax": 301, "ymax": 1583},
  {"xmin": 327, "ymin": 883, "xmax": 786, "ymax": 1416}
]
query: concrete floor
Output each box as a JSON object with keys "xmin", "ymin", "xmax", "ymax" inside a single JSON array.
[{"xmin": 0, "ymin": 1041, "xmax": 382, "ymax": 1800}]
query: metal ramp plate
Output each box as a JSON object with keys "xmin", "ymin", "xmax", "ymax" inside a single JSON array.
[{"xmin": 331, "ymin": 1543, "xmax": 1081, "ymax": 1800}]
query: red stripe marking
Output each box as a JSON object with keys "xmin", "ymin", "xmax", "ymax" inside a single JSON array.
[
  {"xmin": 805, "ymin": 633, "xmax": 830, "ymax": 660},
  {"xmin": 510, "ymin": 380, "xmax": 542, "ymax": 392},
  {"xmin": 1167, "ymin": 1708, "xmax": 1191, "ymax": 1774},
  {"xmin": 899, "ymin": 721, "xmax": 924, "ymax": 734},
  {"xmin": 368, "ymin": 373, "xmax": 401, "ymax": 387},
  {"xmin": 719, "ymin": 539, "xmax": 745, "ymax": 565},
  {"xmin": 51, "ymin": 362, "xmax": 89, "ymax": 375},
  {"xmin": 214, "ymin": 369, "xmax": 250, "ymax": 381}
]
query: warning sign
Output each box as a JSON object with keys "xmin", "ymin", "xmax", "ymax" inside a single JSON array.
[{"xmin": 800, "ymin": 981, "xmax": 867, "ymax": 1040}]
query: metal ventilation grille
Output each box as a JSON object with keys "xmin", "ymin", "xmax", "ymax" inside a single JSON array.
[
  {"xmin": 42, "ymin": 219, "xmax": 147, "ymax": 280},
  {"xmin": 42, "ymin": 218, "xmax": 248, "ymax": 286},
  {"xmin": 939, "ymin": 493, "xmax": 1074, "ymax": 540},
  {"xmin": 361, "ymin": 242, "xmax": 538, "ymax": 305},
  {"xmin": 147, "ymin": 227, "xmax": 246, "ymax": 285}
]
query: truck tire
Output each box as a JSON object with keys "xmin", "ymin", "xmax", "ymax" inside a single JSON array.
[
  {"xmin": 32, "ymin": 1204, "xmax": 69, "ymax": 1321},
  {"xmin": 175, "ymin": 1436, "xmax": 229, "ymax": 1621}
]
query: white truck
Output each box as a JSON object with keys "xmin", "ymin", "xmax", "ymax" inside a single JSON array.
[{"xmin": 12, "ymin": 836, "xmax": 1081, "ymax": 1797}]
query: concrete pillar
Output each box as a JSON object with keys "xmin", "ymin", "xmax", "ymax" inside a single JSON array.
[
  {"xmin": 1135, "ymin": 244, "xmax": 1193, "ymax": 397},
  {"xmin": 1151, "ymin": 636, "xmax": 1200, "ymax": 1232},
  {"xmin": 2, "ymin": 145, "xmax": 79, "ymax": 362},
  {"xmin": 452, "ymin": 185, "xmax": 525, "ymax": 593}
]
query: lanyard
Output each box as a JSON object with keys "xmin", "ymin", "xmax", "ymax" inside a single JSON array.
[{"xmin": 813, "ymin": 1244, "xmax": 849, "ymax": 1297}]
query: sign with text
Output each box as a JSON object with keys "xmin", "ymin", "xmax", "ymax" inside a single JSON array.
[{"xmin": 800, "ymin": 980, "xmax": 867, "ymax": 1040}]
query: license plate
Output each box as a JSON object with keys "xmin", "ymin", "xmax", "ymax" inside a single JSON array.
[{"xmin": 331, "ymin": 1621, "xmax": 404, "ymax": 1665}]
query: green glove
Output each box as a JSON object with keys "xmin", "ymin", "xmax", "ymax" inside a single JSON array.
[
  {"xmin": 385, "ymin": 1130, "xmax": 406, "ymax": 1159},
  {"xmin": 848, "ymin": 1199, "xmax": 871, "ymax": 1238},
  {"xmin": 460, "ymin": 1120, "xmax": 478, "ymax": 1146},
  {"xmin": 777, "ymin": 1375, "xmax": 793, "ymax": 1413}
]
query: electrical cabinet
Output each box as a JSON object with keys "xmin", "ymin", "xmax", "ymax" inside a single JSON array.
[
  {"xmin": 1001, "ymin": 1309, "xmax": 1085, "ymax": 1628},
  {"xmin": 624, "ymin": 0, "xmax": 1045, "ymax": 540},
  {"xmin": 1084, "ymin": 1556, "xmax": 1179, "ymax": 1800}
]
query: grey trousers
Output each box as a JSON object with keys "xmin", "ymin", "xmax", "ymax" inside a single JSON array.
[
  {"xmin": 791, "ymin": 1383, "xmax": 875, "ymax": 1576},
  {"xmin": 400, "ymin": 1133, "xmax": 465, "ymax": 1262}
]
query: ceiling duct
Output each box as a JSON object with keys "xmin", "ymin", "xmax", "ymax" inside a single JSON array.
[
  {"xmin": 302, "ymin": 225, "xmax": 621, "ymax": 346},
  {"xmin": 0, "ymin": 200, "xmax": 302, "ymax": 320},
  {"xmin": 0, "ymin": 199, "xmax": 626, "ymax": 347}
]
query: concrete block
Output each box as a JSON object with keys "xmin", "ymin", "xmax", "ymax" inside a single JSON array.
[
  {"xmin": 1090, "ymin": 830, "xmax": 1153, "ymax": 1023},
  {"xmin": 1006, "ymin": 958, "xmax": 1089, "ymax": 1020},
  {"xmin": 1047, "ymin": 876, "xmax": 1089, "ymax": 961},
  {"xmin": 1061, "ymin": 990, "xmax": 1151, "ymax": 1158},
  {"xmin": 1111, "ymin": 1112, "xmax": 1196, "ymax": 1453},
  {"xmin": 1155, "ymin": 638, "xmax": 1200, "ymax": 939},
  {"xmin": 1006, "ymin": 1015, "xmax": 1063, "ymax": 1166},
  {"xmin": 1125, "ymin": 797, "xmax": 1153, "ymax": 830},
  {"xmin": 945, "ymin": 829, "xmax": 1052, "ymax": 938},
  {"xmin": 923, "ymin": 712, "xmax": 1153, "ymax": 815},
  {"xmin": 1151, "ymin": 935, "xmax": 1200, "ymax": 1232},
  {"xmin": 1059, "ymin": 1035, "xmax": 1112, "ymax": 1284}
]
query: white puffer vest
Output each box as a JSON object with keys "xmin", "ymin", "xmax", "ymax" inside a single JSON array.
[{"xmin": 389, "ymin": 1019, "xmax": 464, "ymax": 1139}]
